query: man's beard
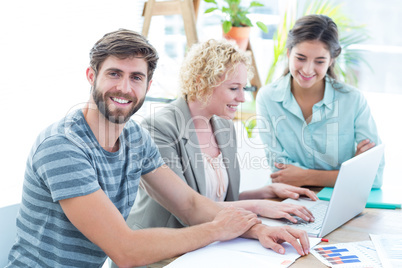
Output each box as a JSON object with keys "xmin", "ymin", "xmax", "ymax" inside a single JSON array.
[{"xmin": 92, "ymin": 81, "xmax": 146, "ymax": 124}]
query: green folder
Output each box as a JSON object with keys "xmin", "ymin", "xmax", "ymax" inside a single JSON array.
[{"xmin": 317, "ymin": 187, "xmax": 402, "ymax": 209}]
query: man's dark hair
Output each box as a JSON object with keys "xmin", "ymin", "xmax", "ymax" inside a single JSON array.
[{"xmin": 89, "ymin": 29, "xmax": 159, "ymax": 82}]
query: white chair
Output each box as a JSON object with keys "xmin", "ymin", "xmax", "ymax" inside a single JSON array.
[{"xmin": 0, "ymin": 203, "xmax": 20, "ymax": 267}]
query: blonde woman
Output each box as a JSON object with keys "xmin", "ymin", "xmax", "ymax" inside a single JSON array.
[{"xmin": 128, "ymin": 39, "xmax": 318, "ymax": 238}]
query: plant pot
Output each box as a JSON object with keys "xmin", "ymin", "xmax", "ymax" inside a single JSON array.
[{"xmin": 223, "ymin": 26, "xmax": 250, "ymax": 51}]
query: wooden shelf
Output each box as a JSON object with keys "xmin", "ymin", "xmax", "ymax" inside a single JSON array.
[
  {"xmin": 142, "ymin": 0, "xmax": 200, "ymax": 48},
  {"xmin": 142, "ymin": 0, "xmax": 262, "ymax": 100}
]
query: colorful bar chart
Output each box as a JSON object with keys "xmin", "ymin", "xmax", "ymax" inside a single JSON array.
[
  {"xmin": 312, "ymin": 241, "xmax": 382, "ymax": 267},
  {"xmin": 314, "ymin": 246, "xmax": 362, "ymax": 265}
]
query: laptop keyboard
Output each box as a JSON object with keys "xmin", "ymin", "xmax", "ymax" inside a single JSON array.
[{"xmin": 285, "ymin": 201, "xmax": 328, "ymax": 230}]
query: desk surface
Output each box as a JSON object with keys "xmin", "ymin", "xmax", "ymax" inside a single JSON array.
[
  {"xmin": 292, "ymin": 207, "xmax": 402, "ymax": 267},
  {"xmin": 147, "ymin": 196, "xmax": 402, "ymax": 267}
]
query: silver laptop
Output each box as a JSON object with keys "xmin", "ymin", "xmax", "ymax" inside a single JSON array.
[{"xmin": 260, "ymin": 144, "xmax": 385, "ymax": 237}]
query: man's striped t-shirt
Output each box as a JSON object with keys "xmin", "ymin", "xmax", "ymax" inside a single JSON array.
[{"xmin": 7, "ymin": 109, "xmax": 164, "ymax": 267}]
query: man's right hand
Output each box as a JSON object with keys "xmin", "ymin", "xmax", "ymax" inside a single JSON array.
[
  {"xmin": 211, "ymin": 206, "xmax": 261, "ymax": 241},
  {"xmin": 247, "ymin": 224, "xmax": 310, "ymax": 256}
]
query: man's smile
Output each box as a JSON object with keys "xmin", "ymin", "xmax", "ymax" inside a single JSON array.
[{"xmin": 111, "ymin": 97, "xmax": 132, "ymax": 104}]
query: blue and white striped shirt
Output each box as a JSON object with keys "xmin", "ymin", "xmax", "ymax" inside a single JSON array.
[{"xmin": 7, "ymin": 109, "xmax": 164, "ymax": 267}]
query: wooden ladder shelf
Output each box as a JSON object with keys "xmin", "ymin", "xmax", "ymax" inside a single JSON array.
[
  {"xmin": 142, "ymin": 0, "xmax": 200, "ymax": 48},
  {"xmin": 141, "ymin": 0, "xmax": 261, "ymax": 97}
]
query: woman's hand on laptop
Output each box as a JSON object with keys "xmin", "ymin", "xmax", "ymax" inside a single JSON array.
[{"xmin": 255, "ymin": 200, "xmax": 315, "ymax": 223}]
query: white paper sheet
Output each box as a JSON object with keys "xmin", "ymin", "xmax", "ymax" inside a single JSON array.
[
  {"xmin": 165, "ymin": 237, "xmax": 321, "ymax": 268},
  {"xmin": 370, "ymin": 233, "xmax": 402, "ymax": 268}
]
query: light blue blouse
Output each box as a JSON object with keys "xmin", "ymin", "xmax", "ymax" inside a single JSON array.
[{"xmin": 256, "ymin": 73, "xmax": 384, "ymax": 188}]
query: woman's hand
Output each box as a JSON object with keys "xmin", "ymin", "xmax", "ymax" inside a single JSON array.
[
  {"xmin": 239, "ymin": 182, "xmax": 317, "ymax": 201},
  {"xmin": 270, "ymin": 163, "xmax": 339, "ymax": 187},
  {"xmin": 270, "ymin": 163, "xmax": 307, "ymax": 186},
  {"xmin": 266, "ymin": 183, "xmax": 318, "ymax": 201},
  {"xmin": 255, "ymin": 200, "xmax": 314, "ymax": 223},
  {"xmin": 355, "ymin": 139, "xmax": 375, "ymax": 156}
]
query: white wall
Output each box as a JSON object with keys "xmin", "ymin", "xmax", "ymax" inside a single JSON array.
[{"xmin": 0, "ymin": 0, "xmax": 145, "ymax": 206}]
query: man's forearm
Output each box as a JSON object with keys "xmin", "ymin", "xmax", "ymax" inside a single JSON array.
[
  {"xmin": 178, "ymin": 193, "xmax": 224, "ymax": 226},
  {"xmin": 114, "ymin": 222, "xmax": 219, "ymax": 267}
]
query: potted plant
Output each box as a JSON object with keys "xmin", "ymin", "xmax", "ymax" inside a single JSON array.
[{"xmin": 204, "ymin": 0, "xmax": 268, "ymax": 50}]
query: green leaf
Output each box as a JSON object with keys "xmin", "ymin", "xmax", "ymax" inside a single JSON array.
[
  {"xmin": 204, "ymin": 7, "xmax": 218, "ymax": 14},
  {"xmin": 222, "ymin": 20, "xmax": 232, "ymax": 33},
  {"xmin": 229, "ymin": 0, "xmax": 241, "ymax": 5},
  {"xmin": 256, "ymin": 21, "xmax": 268, "ymax": 33},
  {"xmin": 243, "ymin": 118, "xmax": 257, "ymax": 138},
  {"xmin": 243, "ymin": 17, "xmax": 253, "ymax": 27},
  {"xmin": 204, "ymin": 0, "xmax": 217, "ymax": 3},
  {"xmin": 250, "ymin": 1, "xmax": 264, "ymax": 7},
  {"xmin": 222, "ymin": 7, "xmax": 231, "ymax": 14}
]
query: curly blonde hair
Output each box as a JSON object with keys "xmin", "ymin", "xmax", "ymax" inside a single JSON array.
[{"xmin": 180, "ymin": 39, "xmax": 253, "ymax": 104}]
